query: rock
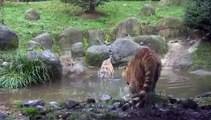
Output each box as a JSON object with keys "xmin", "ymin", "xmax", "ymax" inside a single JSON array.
[
  {"xmin": 56, "ymin": 27, "xmax": 83, "ymax": 55},
  {"xmin": 141, "ymin": 4, "xmax": 155, "ymax": 16},
  {"xmin": 113, "ymin": 102, "xmax": 121, "ymax": 108},
  {"xmin": 22, "ymin": 99, "xmax": 44, "ymax": 107},
  {"xmin": 25, "ymin": 8, "xmax": 40, "ymax": 21},
  {"xmin": 0, "ymin": 112, "xmax": 7, "ymax": 120},
  {"xmin": 158, "ymin": 17, "xmax": 186, "ymax": 39},
  {"xmin": 112, "ymin": 17, "xmax": 142, "ymax": 39},
  {"xmin": 100, "ymin": 94, "xmax": 112, "ymax": 102},
  {"xmin": 88, "ymin": 29, "xmax": 105, "ymax": 46},
  {"xmin": 133, "ymin": 35, "xmax": 168, "ymax": 55},
  {"xmin": 159, "ymin": 0, "xmax": 185, "ymax": 6},
  {"xmin": 28, "ymin": 50, "xmax": 62, "ymax": 80},
  {"xmin": 173, "ymin": 53, "xmax": 192, "ymax": 70},
  {"xmin": 109, "ymin": 36, "xmax": 142, "ymax": 65},
  {"xmin": 33, "ymin": 33, "xmax": 53, "ymax": 50},
  {"xmin": 182, "ymin": 99, "xmax": 198, "ymax": 109},
  {"xmin": 86, "ymin": 44, "xmax": 110, "ymax": 67},
  {"xmin": 0, "ymin": 24, "xmax": 19, "ymax": 50},
  {"xmin": 65, "ymin": 100, "xmax": 79, "ymax": 109},
  {"xmin": 36, "ymin": 105, "xmax": 47, "ymax": 115},
  {"xmin": 190, "ymin": 69, "xmax": 211, "ymax": 76},
  {"xmin": 105, "ymin": 105, "xmax": 114, "ymax": 110},
  {"xmin": 49, "ymin": 101, "xmax": 61, "ymax": 109},
  {"xmin": 67, "ymin": 58, "xmax": 86, "ymax": 79},
  {"xmin": 71, "ymin": 42, "xmax": 84, "ymax": 58},
  {"xmin": 142, "ymin": 24, "xmax": 159, "ymax": 35},
  {"xmin": 87, "ymin": 98, "xmax": 96, "ymax": 104},
  {"xmin": 28, "ymin": 40, "xmax": 42, "ymax": 51}
]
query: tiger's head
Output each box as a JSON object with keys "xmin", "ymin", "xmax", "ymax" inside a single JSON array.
[{"xmin": 122, "ymin": 58, "xmax": 144, "ymax": 95}]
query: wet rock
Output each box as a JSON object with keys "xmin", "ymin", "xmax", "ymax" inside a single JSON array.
[
  {"xmin": 25, "ymin": 8, "xmax": 40, "ymax": 21},
  {"xmin": 100, "ymin": 94, "xmax": 112, "ymax": 102},
  {"xmin": 113, "ymin": 102, "xmax": 121, "ymax": 109},
  {"xmin": 86, "ymin": 44, "xmax": 110, "ymax": 67},
  {"xmin": 173, "ymin": 53, "xmax": 193, "ymax": 70},
  {"xmin": 182, "ymin": 99, "xmax": 198, "ymax": 109},
  {"xmin": 141, "ymin": 4, "xmax": 155, "ymax": 16},
  {"xmin": 122, "ymin": 103, "xmax": 130, "ymax": 111},
  {"xmin": 167, "ymin": 96, "xmax": 178, "ymax": 104},
  {"xmin": 49, "ymin": 101, "xmax": 61, "ymax": 109},
  {"xmin": 0, "ymin": 112, "xmax": 7, "ymax": 120},
  {"xmin": 34, "ymin": 115, "xmax": 47, "ymax": 120},
  {"xmin": 22, "ymin": 99, "xmax": 44, "ymax": 107},
  {"xmin": 36, "ymin": 105, "xmax": 47, "ymax": 115},
  {"xmin": 86, "ymin": 98, "xmax": 96, "ymax": 104},
  {"xmin": 71, "ymin": 42, "xmax": 84, "ymax": 58},
  {"xmin": 0, "ymin": 24, "xmax": 19, "ymax": 50},
  {"xmin": 33, "ymin": 33, "xmax": 53, "ymax": 50},
  {"xmin": 105, "ymin": 105, "xmax": 114, "ymax": 110},
  {"xmin": 65, "ymin": 100, "xmax": 79, "ymax": 109}
]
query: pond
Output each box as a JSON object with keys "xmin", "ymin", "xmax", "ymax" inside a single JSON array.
[{"xmin": 0, "ymin": 69, "xmax": 211, "ymax": 105}]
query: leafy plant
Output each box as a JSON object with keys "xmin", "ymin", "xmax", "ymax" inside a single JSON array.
[
  {"xmin": 184, "ymin": 0, "xmax": 211, "ymax": 31},
  {"xmin": 0, "ymin": 53, "xmax": 51, "ymax": 89}
]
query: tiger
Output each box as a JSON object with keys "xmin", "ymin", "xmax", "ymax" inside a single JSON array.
[
  {"xmin": 122, "ymin": 47, "xmax": 162, "ymax": 108},
  {"xmin": 98, "ymin": 58, "xmax": 114, "ymax": 79}
]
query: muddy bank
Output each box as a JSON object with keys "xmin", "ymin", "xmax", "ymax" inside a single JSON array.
[{"xmin": 2, "ymin": 94, "xmax": 211, "ymax": 120}]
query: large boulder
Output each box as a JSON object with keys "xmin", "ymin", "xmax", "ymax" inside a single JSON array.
[
  {"xmin": 112, "ymin": 17, "xmax": 142, "ymax": 39},
  {"xmin": 133, "ymin": 35, "xmax": 168, "ymax": 55},
  {"xmin": 28, "ymin": 50, "xmax": 62, "ymax": 80},
  {"xmin": 33, "ymin": 33, "xmax": 53, "ymax": 50},
  {"xmin": 140, "ymin": 4, "xmax": 155, "ymax": 16},
  {"xmin": 142, "ymin": 24, "xmax": 159, "ymax": 35},
  {"xmin": 0, "ymin": 24, "xmax": 19, "ymax": 50},
  {"xmin": 158, "ymin": 17, "xmax": 186, "ymax": 39},
  {"xmin": 56, "ymin": 27, "xmax": 84, "ymax": 55},
  {"xmin": 86, "ymin": 45, "xmax": 110, "ymax": 67},
  {"xmin": 109, "ymin": 36, "xmax": 142, "ymax": 65},
  {"xmin": 25, "ymin": 8, "xmax": 40, "ymax": 21}
]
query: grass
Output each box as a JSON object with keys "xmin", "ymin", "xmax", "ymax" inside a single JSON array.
[
  {"xmin": 191, "ymin": 41, "xmax": 211, "ymax": 70},
  {"xmin": 3, "ymin": 0, "xmax": 184, "ymax": 49},
  {"xmin": 0, "ymin": 53, "xmax": 51, "ymax": 89}
]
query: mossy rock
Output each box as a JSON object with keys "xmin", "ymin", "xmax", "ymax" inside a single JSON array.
[
  {"xmin": 133, "ymin": 35, "xmax": 168, "ymax": 56},
  {"xmin": 85, "ymin": 45, "xmax": 109, "ymax": 67}
]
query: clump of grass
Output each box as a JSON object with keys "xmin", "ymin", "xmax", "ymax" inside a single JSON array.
[
  {"xmin": 191, "ymin": 42, "xmax": 211, "ymax": 71},
  {"xmin": 0, "ymin": 53, "xmax": 51, "ymax": 89},
  {"xmin": 22, "ymin": 106, "xmax": 39, "ymax": 117}
]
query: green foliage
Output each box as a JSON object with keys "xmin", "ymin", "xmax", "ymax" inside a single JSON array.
[
  {"xmin": 184, "ymin": 0, "xmax": 211, "ymax": 31},
  {"xmin": 22, "ymin": 106, "xmax": 38, "ymax": 117},
  {"xmin": 61, "ymin": 0, "xmax": 110, "ymax": 12},
  {"xmin": 0, "ymin": 53, "xmax": 51, "ymax": 89},
  {"xmin": 191, "ymin": 41, "xmax": 211, "ymax": 70}
]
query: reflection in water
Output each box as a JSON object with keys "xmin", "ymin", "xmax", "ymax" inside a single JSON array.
[{"xmin": 0, "ymin": 69, "xmax": 211, "ymax": 104}]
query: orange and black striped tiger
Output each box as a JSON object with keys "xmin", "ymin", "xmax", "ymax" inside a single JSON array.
[
  {"xmin": 98, "ymin": 58, "xmax": 114, "ymax": 79},
  {"xmin": 122, "ymin": 47, "xmax": 162, "ymax": 107}
]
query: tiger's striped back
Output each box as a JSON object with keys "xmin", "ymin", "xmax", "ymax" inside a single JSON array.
[{"xmin": 122, "ymin": 47, "xmax": 161, "ymax": 107}]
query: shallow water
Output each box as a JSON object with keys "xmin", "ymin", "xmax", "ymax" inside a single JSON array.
[{"xmin": 0, "ymin": 69, "xmax": 211, "ymax": 104}]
